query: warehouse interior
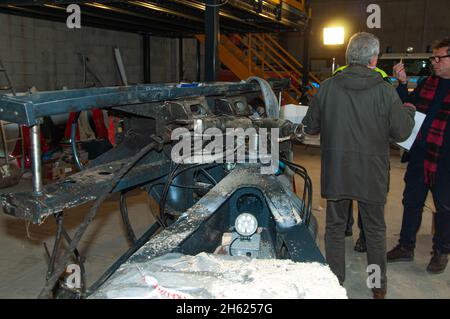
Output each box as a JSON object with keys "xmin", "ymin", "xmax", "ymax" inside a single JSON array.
[{"xmin": 0, "ymin": 0, "xmax": 449, "ymax": 299}]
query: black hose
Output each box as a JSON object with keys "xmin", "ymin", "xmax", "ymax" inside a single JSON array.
[
  {"xmin": 228, "ymin": 237, "xmax": 240, "ymax": 256},
  {"xmin": 71, "ymin": 111, "xmax": 83, "ymax": 171},
  {"xmin": 38, "ymin": 141, "xmax": 157, "ymax": 299},
  {"xmin": 47, "ymin": 212, "xmax": 64, "ymax": 280},
  {"xmin": 120, "ymin": 191, "xmax": 137, "ymax": 245},
  {"xmin": 158, "ymin": 163, "xmax": 220, "ymax": 225},
  {"xmin": 159, "ymin": 163, "xmax": 180, "ymax": 224},
  {"xmin": 86, "ymin": 221, "xmax": 161, "ymax": 295}
]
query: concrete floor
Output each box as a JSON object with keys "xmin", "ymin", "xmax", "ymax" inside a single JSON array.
[{"xmin": 0, "ymin": 146, "xmax": 448, "ymax": 299}]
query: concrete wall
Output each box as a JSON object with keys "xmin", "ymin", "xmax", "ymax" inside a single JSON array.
[
  {"xmin": 182, "ymin": 38, "xmax": 204, "ymax": 83},
  {"xmin": 0, "ymin": 13, "xmax": 188, "ymax": 92},
  {"xmin": 150, "ymin": 36, "xmax": 179, "ymax": 84},
  {"xmin": 150, "ymin": 37, "xmax": 203, "ymax": 83},
  {"xmin": 281, "ymin": 0, "xmax": 450, "ymax": 80}
]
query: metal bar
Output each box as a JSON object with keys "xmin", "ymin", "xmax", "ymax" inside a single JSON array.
[
  {"xmin": 0, "ymin": 80, "xmax": 290, "ymax": 126},
  {"xmin": 205, "ymin": 0, "xmax": 220, "ymax": 82},
  {"xmin": 30, "ymin": 124, "xmax": 43, "ymax": 195},
  {"xmin": 114, "ymin": 47, "xmax": 128, "ymax": 86},
  {"xmin": 248, "ymin": 33, "xmax": 252, "ymax": 72}
]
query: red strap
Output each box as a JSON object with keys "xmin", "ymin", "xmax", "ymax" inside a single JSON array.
[
  {"xmin": 91, "ymin": 109, "xmax": 108, "ymax": 139},
  {"xmin": 108, "ymin": 115, "xmax": 116, "ymax": 146}
]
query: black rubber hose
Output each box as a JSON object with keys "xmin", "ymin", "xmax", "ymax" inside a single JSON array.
[{"xmin": 120, "ymin": 191, "xmax": 137, "ymax": 245}]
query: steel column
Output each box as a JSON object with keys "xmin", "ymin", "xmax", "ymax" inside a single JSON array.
[
  {"xmin": 204, "ymin": 0, "xmax": 220, "ymax": 82},
  {"xmin": 143, "ymin": 33, "xmax": 151, "ymax": 83},
  {"xmin": 30, "ymin": 124, "xmax": 43, "ymax": 195}
]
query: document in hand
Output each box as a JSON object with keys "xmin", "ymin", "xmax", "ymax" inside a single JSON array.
[{"xmin": 396, "ymin": 111, "xmax": 426, "ymax": 151}]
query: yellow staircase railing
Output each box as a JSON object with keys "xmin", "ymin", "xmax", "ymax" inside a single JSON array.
[{"xmin": 196, "ymin": 33, "xmax": 320, "ymax": 105}]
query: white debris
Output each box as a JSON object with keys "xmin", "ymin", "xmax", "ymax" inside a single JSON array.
[{"xmin": 90, "ymin": 252, "xmax": 347, "ymax": 299}]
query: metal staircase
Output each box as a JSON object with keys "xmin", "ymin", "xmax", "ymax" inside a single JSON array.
[{"xmin": 197, "ymin": 33, "xmax": 320, "ymax": 105}]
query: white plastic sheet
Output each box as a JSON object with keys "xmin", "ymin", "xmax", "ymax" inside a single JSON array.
[{"xmin": 90, "ymin": 252, "xmax": 347, "ymax": 299}]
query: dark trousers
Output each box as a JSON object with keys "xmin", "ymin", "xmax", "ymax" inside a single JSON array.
[
  {"xmin": 346, "ymin": 202, "xmax": 366, "ymax": 242},
  {"xmin": 326, "ymin": 199, "xmax": 387, "ymax": 290},
  {"xmin": 399, "ymin": 155, "xmax": 450, "ymax": 254}
]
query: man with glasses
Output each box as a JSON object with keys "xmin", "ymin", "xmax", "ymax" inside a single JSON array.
[{"xmin": 387, "ymin": 38, "xmax": 450, "ymax": 274}]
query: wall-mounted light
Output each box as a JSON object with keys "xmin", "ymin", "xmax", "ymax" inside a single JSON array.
[{"xmin": 323, "ymin": 27, "xmax": 345, "ymax": 45}]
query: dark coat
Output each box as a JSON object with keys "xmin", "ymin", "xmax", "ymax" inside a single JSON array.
[{"xmin": 302, "ymin": 65, "xmax": 415, "ymax": 204}]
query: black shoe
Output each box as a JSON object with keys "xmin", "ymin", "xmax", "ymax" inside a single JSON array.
[
  {"xmin": 387, "ymin": 245, "xmax": 414, "ymax": 263},
  {"xmin": 354, "ymin": 238, "xmax": 367, "ymax": 253},
  {"xmin": 372, "ymin": 288, "xmax": 387, "ymax": 299},
  {"xmin": 345, "ymin": 230, "xmax": 353, "ymax": 237},
  {"xmin": 426, "ymin": 251, "xmax": 448, "ymax": 274}
]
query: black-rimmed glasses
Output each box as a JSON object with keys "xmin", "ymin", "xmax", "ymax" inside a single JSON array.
[{"xmin": 429, "ymin": 55, "xmax": 450, "ymax": 63}]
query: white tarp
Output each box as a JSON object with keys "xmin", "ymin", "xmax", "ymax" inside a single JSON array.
[{"xmin": 90, "ymin": 252, "xmax": 347, "ymax": 299}]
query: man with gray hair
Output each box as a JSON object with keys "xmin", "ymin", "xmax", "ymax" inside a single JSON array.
[{"xmin": 303, "ymin": 32, "xmax": 415, "ymax": 299}]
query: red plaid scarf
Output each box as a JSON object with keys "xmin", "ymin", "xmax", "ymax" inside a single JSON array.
[{"xmin": 415, "ymin": 76, "xmax": 450, "ymax": 186}]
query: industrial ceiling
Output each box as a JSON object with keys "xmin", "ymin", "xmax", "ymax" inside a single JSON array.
[{"xmin": 0, "ymin": 0, "xmax": 309, "ymax": 36}]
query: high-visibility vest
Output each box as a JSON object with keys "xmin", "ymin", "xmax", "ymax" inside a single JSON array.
[{"xmin": 333, "ymin": 65, "xmax": 392, "ymax": 84}]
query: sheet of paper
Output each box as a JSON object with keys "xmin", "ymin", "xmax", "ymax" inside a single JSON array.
[{"xmin": 396, "ymin": 111, "xmax": 426, "ymax": 151}]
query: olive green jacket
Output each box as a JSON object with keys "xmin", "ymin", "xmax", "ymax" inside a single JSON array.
[{"xmin": 302, "ymin": 65, "xmax": 415, "ymax": 204}]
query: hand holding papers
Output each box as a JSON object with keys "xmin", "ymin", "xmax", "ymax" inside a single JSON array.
[{"xmin": 397, "ymin": 109, "xmax": 425, "ymax": 151}]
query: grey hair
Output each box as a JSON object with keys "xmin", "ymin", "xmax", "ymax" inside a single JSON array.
[{"xmin": 346, "ymin": 32, "xmax": 380, "ymax": 66}]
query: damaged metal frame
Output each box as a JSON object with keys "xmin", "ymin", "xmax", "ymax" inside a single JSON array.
[
  {"xmin": 0, "ymin": 78, "xmax": 321, "ymax": 298},
  {"xmin": 0, "ymin": 79, "xmax": 289, "ymax": 199}
]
